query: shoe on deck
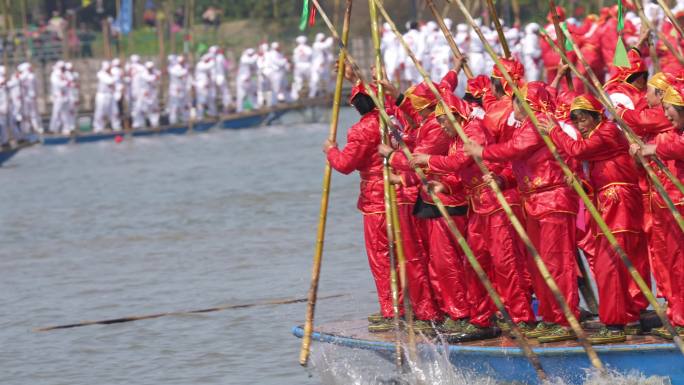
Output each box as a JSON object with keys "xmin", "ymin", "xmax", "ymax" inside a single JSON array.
[
  {"xmin": 368, "ymin": 313, "xmax": 384, "ymax": 324},
  {"xmin": 368, "ymin": 318, "xmax": 396, "ymax": 333},
  {"xmin": 508, "ymin": 322, "xmax": 536, "ymax": 338},
  {"xmin": 525, "ymin": 322, "xmax": 553, "ymax": 338},
  {"xmin": 651, "ymin": 326, "xmax": 684, "ymax": 340},
  {"xmin": 445, "ymin": 323, "xmax": 501, "ymax": 343},
  {"xmin": 412, "ymin": 320, "xmax": 437, "ymax": 336},
  {"xmin": 587, "ymin": 327, "xmax": 626, "ymax": 345},
  {"xmin": 538, "ymin": 325, "xmax": 577, "ymax": 343},
  {"xmin": 440, "ymin": 317, "xmax": 469, "ymax": 334},
  {"xmin": 624, "ymin": 323, "xmax": 643, "ymax": 336}
]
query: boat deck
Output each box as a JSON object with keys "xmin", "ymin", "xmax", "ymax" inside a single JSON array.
[{"xmin": 315, "ymin": 319, "xmax": 669, "ymax": 349}]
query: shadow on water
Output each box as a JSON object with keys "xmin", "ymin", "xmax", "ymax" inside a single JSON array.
[{"xmin": 308, "ymin": 338, "xmax": 672, "ymax": 385}]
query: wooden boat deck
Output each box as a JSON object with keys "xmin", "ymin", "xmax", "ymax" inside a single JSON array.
[{"xmin": 315, "ymin": 319, "xmax": 670, "ymax": 349}]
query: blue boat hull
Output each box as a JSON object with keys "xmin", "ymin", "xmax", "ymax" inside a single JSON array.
[
  {"xmin": 292, "ymin": 324, "xmax": 684, "ymax": 384},
  {"xmin": 0, "ymin": 147, "xmax": 19, "ymax": 166}
]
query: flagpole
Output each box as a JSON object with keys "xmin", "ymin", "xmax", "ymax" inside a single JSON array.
[
  {"xmin": 298, "ymin": 0, "xmax": 353, "ymax": 368},
  {"xmin": 549, "ymin": 0, "xmax": 574, "ymax": 91}
]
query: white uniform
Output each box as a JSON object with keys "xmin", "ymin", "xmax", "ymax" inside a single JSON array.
[
  {"xmin": 401, "ymin": 27, "xmax": 425, "ymax": 86},
  {"xmin": 132, "ymin": 62, "xmax": 160, "ymax": 129},
  {"xmin": 309, "ymin": 34, "xmax": 333, "ymax": 98},
  {"xmin": 0, "ymin": 67, "xmax": 11, "ymax": 144},
  {"xmin": 381, "ymin": 23, "xmax": 401, "ymax": 82},
  {"xmin": 7, "ymin": 73, "xmax": 24, "ymax": 140},
  {"xmin": 236, "ymin": 48, "xmax": 258, "ymax": 112},
  {"xmin": 195, "ymin": 54, "xmax": 217, "ymax": 118},
  {"xmin": 290, "ymin": 36, "xmax": 312, "ymax": 101},
  {"xmin": 522, "ymin": 23, "xmax": 542, "ymax": 82},
  {"xmin": 265, "ymin": 42, "xmax": 289, "ymax": 106},
  {"xmin": 110, "ymin": 59, "xmax": 124, "ymax": 127},
  {"xmin": 256, "ymin": 43, "xmax": 271, "ymax": 108},
  {"xmin": 93, "ymin": 62, "xmax": 121, "ymax": 132},
  {"xmin": 17, "ymin": 63, "xmax": 42, "ymax": 134},
  {"xmin": 168, "ymin": 56, "xmax": 191, "ymax": 124},
  {"xmin": 63, "ymin": 63, "xmax": 79, "ymax": 133},
  {"xmin": 212, "ymin": 47, "xmax": 232, "ymax": 112}
]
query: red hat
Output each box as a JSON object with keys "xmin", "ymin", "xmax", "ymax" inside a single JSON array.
[
  {"xmin": 547, "ymin": 5, "xmax": 566, "ymax": 23},
  {"xmin": 554, "ymin": 90, "xmax": 580, "ymax": 121},
  {"xmin": 570, "ymin": 93, "xmax": 605, "ymax": 115},
  {"xmin": 466, "ymin": 75, "xmax": 491, "ymax": 99},
  {"xmin": 521, "ymin": 81, "xmax": 555, "ymax": 113},
  {"xmin": 607, "ymin": 48, "xmax": 648, "ymax": 84},
  {"xmin": 405, "ymin": 81, "xmax": 439, "ymax": 111},
  {"xmin": 491, "ymin": 58, "xmax": 525, "ymax": 96},
  {"xmin": 349, "ymin": 81, "xmax": 378, "ymax": 103},
  {"xmin": 435, "ymin": 92, "xmax": 472, "ymax": 120}
]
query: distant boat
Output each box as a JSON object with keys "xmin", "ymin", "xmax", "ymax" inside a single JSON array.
[
  {"xmin": 40, "ymin": 100, "xmax": 327, "ymax": 146},
  {"xmin": 293, "ymin": 319, "xmax": 684, "ymax": 385}
]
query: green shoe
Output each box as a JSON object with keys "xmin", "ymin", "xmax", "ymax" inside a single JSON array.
[
  {"xmin": 651, "ymin": 326, "xmax": 684, "ymax": 340},
  {"xmin": 368, "ymin": 313, "xmax": 384, "ymax": 324},
  {"xmin": 587, "ymin": 327, "xmax": 626, "ymax": 345},
  {"xmin": 412, "ymin": 319, "xmax": 437, "ymax": 335},
  {"xmin": 496, "ymin": 318, "xmax": 510, "ymax": 332},
  {"xmin": 446, "ymin": 322, "xmax": 501, "ymax": 343},
  {"xmin": 525, "ymin": 322, "xmax": 554, "ymax": 338},
  {"xmin": 509, "ymin": 322, "xmax": 536, "ymax": 338},
  {"xmin": 368, "ymin": 318, "xmax": 395, "ymax": 333},
  {"xmin": 538, "ymin": 325, "xmax": 577, "ymax": 344},
  {"xmin": 440, "ymin": 317, "xmax": 468, "ymax": 333},
  {"xmin": 624, "ymin": 323, "xmax": 643, "ymax": 336}
]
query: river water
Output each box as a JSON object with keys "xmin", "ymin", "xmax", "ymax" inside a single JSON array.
[{"xmin": 0, "ymin": 109, "xmax": 671, "ymax": 385}]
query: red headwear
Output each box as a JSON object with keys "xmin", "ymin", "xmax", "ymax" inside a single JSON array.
[
  {"xmin": 349, "ymin": 81, "xmax": 378, "ymax": 104},
  {"xmin": 465, "ymin": 75, "xmax": 491, "ymax": 99},
  {"xmin": 663, "ymin": 81, "xmax": 684, "ymax": 107},
  {"xmin": 547, "ymin": 5, "xmax": 566, "ymax": 23},
  {"xmin": 607, "ymin": 48, "xmax": 648, "ymax": 85},
  {"xmin": 570, "ymin": 93, "xmax": 605, "ymax": 115},
  {"xmin": 434, "ymin": 92, "xmax": 472, "ymax": 121},
  {"xmin": 405, "ymin": 81, "xmax": 439, "ymax": 111},
  {"xmin": 555, "ymin": 90, "xmax": 580, "ymax": 121},
  {"xmin": 521, "ymin": 81, "xmax": 555, "ymax": 113},
  {"xmin": 491, "ymin": 58, "xmax": 525, "ymax": 96}
]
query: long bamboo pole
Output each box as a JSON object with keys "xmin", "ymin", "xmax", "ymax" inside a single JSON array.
[
  {"xmin": 461, "ymin": 0, "xmax": 684, "ymax": 360},
  {"xmin": 298, "ymin": 0, "xmax": 354, "ymax": 368},
  {"xmin": 367, "ymin": 0, "xmax": 405, "ymax": 369},
  {"xmin": 543, "ymin": 32, "xmax": 684, "ymax": 354},
  {"xmin": 311, "ymin": 0, "xmax": 549, "ymax": 380},
  {"xmin": 452, "ymin": 0, "xmax": 607, "ymax": 372},
  {"xmin": 633, "ymin": 0, "xmax": 662, "ymax": 72},
  {"xmin": 548, "ymin": 0, "xmax": 573, "ymax": 91},
  {"xmin": 485, "ymin": 0, "xmax": 510, "ymax": 58},
  {"xmin": 655, "ymin": 0, "xmax": 684, "ymax": 40},
  {"xmin": 554, "ymin": 25, "xmax": 684, "ymax": 226},
  {"xmin": 425, "ymin": 0, "xmax": 473, "ymax": 79}
]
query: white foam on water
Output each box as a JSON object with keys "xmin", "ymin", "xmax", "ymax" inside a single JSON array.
[{"xmin": 308, "ymin": 340, "xmax": 672, "ymax": 385}]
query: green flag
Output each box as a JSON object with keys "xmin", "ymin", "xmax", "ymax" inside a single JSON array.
[
  {"xmin": 560, "ymin": 22, "xmax": 574, "ymax": 51},
  {"xmin": 299, "ymin": 0, "xmax": 310, "ymax": 31},
  {"xmin": 613, "ymin": 37, "xmax": 630, "ymax": 67}
]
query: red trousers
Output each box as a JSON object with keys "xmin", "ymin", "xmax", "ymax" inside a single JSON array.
[
  {"xmin": 467, "ymin": 211, "xmax": 536, "ymax": 327},
  {"xmin": 419, "ymin": 215, "xmax": 470, "ymax": 321},
  {"xmin": 650, "ymin": 206, "xmax": 684, "ymax": 326},
  {"xmin": 526, "ymin": 212, "xmax": 580, "ymax": 326},
  {"xmin": 363, "ymin": 208, "xmax": 440, "ymax": 321},
  {"xmin": 594, "ymin": 231, "xmax": 648, "ymax": 325}
]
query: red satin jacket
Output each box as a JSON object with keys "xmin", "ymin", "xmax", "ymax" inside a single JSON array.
[
  {"xmin": 653, "ymin": 130, "xmax": 684, "ymax": 209},
  {"xmin": 482, "ymin": 113, "xmax": 578, "ymax": 218},
  {"xmin": 327, "ymin": 110, "xmax": 394, "ymax": 214}
]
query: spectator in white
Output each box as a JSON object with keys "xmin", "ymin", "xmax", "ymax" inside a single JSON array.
[
  {"xmin": 110, "ymin": 58, "xmax": 124, "ymax": 126},
  {"xmin": 381, "ymin": 22, "xmax": 401, "ymax": 82},
  {"xmin": 168, "ymin": 55, "xmax": 191, "ymax": 124},
  {"xmin": 17, "ymin": 62, "xmax": 43, "ymax": 134},
  {"xmin": 0, "ymin": 66, "xmax": 12, "ymax": 146},
  {"xmin": 290, "ymin": 36, "xmax": 312, "ymax": 101},
  {"xmin": 256, "ymin": 43, "xmax": 271, "ymax": 108},
  {"xmin": 522, "ymin": 23, "xmax": 542, "ymax": 82},
  {"xmin": 93, "ymin": 61, "xmax": 121, "ymax": 132},
  {"xmin": 265, "ymin": 42, "xmax": 289, "ymax": 106},
  {"xmin": 309, "ymin": 33, "xmax": 333, "ymax": 98},
  {"xmin": 468, "ymin": 18, "xmax": 487, "ymax": 76},
  {"xmin": 195, "ymin": 52, "xmax": 217, "ymax": 118},
  {"xmin": 213, "ymin": 46, "xmax": 232, "ymax": 113},
  {"xmin": 64, "ymin": 62, "xmax": 79, "ymax": 133},
  {"xmin": 49, "ymin": 61, "xmax": 72, "ymax": 134},
  {"xmin": 401, "ymin": 21, "xmax": 424, "ymax": 87},
  {"xmin": 7, "ymin": 71, "xmax": 24, "ymax": 140},
  {"xmin": 236, "ymin": 48, "xmax": 258, "ymax": 113},
  {"xmin": 124, "ymin": 55, "xmax": 145, "ymax": 110}
]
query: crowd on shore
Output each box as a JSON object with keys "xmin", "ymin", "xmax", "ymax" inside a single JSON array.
[{"xmin": 323, "ymin": 2, "xmax": 684, "ymax": 345}]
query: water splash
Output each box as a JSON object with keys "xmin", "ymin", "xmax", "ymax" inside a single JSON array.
[{"xmin": 308, "ymin": 340, "xmax": 671, "ymax": 385}]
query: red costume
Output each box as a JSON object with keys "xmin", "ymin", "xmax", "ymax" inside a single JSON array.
[
  {"xmin": 389, "ymin": 71, "xmax": 472, "ymax": 322},
  {"xmin": 482, "ymin": 82, "xmax": 580, "ymax": 326},
  {"xmin": 551, "ymin": 94, "xmax": 648, "ymax": 326},
  {"xmin": 604, "ymin": 48, "xmax": 647, "ymax": 111},
  {"xmin": 326, "ymin": 83, "xmax": 440, "ymax": 321},
  {"xmin": 426, "ymin": 85, "xmax": 535, "ymax": 326}
]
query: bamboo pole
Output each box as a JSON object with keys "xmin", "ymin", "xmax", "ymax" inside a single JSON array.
[
  {"xmin": 655, "ymin": 0, "xmax": 684, "ymax": 40},
  {"xmin": 554, "ymin": 24, "xmax": 684, "ymax": 222},
  {"xmin": 633, "ymin": 0, "xmax": 661, "ymax": 72},
  {"xmin": 485, "ymin": 0, "xmax": 511, "ymax": 58},
  {"xmin": 425, "ymin": 0, "xmax": 473, "ymax": 79},
  {"xmin": 298, "ymin": 0, "xmax": 353, "ymax": 368},
  {"xmin": 511, "ymin": 0, "xmax": 521, "ymax": 27},
  {"xmin": 368, "ymin": 0, "xmax": 404, "ymax": 369},
  {"xmin": 36, "ymin": 294, "xmax": 346, "ymax": 332},
  {"xmin": 542, "ymin": 26, "xmax": 684, "ymax": 356},
  {"xmin": 548, "ymin": 0, "xmax": 573, "ymax": 91},
  {"xmin": 452, "ymin": 0, "xmax": 606, "ymax": 372},
  {"xmin": 311, "ymin": 0, "xmax": 549, "ymax": 380},
  {"xmin": 115, "ymin": 0, "xmax": 131, "ymax": 132}
]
